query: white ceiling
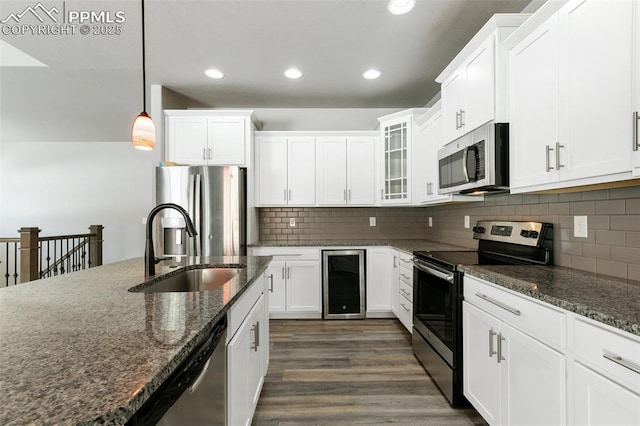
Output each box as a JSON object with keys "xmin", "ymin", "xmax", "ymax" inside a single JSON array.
[{"xmin": 0, "ymin": 0, "xmax": 535, "ymax": 142}]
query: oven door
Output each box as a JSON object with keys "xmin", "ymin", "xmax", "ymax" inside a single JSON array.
[{"xmin": 412, "ymin": 258, "xmax": 457, "ymax": 366}]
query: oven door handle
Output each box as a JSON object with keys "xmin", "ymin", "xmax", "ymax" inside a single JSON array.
[{"xmin": 413, "ymin": 259, "xmax": 454, "ymax": 283}]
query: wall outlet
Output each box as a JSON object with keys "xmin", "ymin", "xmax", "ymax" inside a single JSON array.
[
  {"xmin": 289, "ymin": 218, "xmax": 296, "ymax": 227},
  {"xmin": 464, "ymin": 215, "xmax": 470, "ymax": 229},
  {"xmin": 574, "ymin": 215, "xmax": 588, "ymax": 238},
  {"xmin": 428, "ymin": 217, "xmax": 433, "ymax": 227},
  {"xmin": 369, "ymin": 217, "xmax": 376, "ymax": 227}
]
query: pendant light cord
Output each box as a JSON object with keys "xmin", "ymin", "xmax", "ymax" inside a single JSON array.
[{"xmin": 141, "ymin": 0, "xmax": 147, "ymax": 112}]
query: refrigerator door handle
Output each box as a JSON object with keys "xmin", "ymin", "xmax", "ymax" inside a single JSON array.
[{"xmin": 194, "ymin": 173, "xmax": 202, "ymax": 256}]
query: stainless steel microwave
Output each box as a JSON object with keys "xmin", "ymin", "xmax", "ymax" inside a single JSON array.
[{"xmin": 437, "ymin": 122, "xmax": 509, "ymax": 195}]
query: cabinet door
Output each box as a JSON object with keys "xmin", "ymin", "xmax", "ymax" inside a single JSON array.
[
  {"xmin": 257, "ymin": 137, "xmax": 288, "ymax": 205},
  {"xmin": 390, "ymin": 252, "xmax": 399, "ymax": 316},
  {"xmin": 509, "ymin": 15, "xmax": 560, "ymax": 191},
  {"xmin": 463, "ymin": 301, "xmax": 501, "ymax": 425},
  {"xmin": 574, "ymin": 363, "xmax": 640, "ymax": 426},
  {"xmin": 166, "ymin": 116, "xmax": 208, "ymax": 165},
  {"xmin": 288, "ymin": 138, "xmax": 316, "ymax": 205},
  {"xmin": 207, "ymin": 116, "xmax": 246, "ymax": 165},
  {"xmin": 265, "ymin": 262, "xmax": 286, "ymax": 313},
  {"xmin": 347, "ymin": 137, "xmax": 376, "ymax": 205},
  {"xmin": 415, "ymin": 121, "xmax": 430, "ymax": 203},
  {"xmin": 558, "ymin": 0, "xmax": 634, "ymax": 182},
  {"xmin": 441, "ymin": 70, "xmax": 465, "ymax": 144},
  {"xmin": 286, "ymin": 261, "xmax": 320, "ymax": 312},
  {"xmin": 381, "ymin": 118, "xmax": 411, "ymax": 204},
  {"xmin": 500, "ymin": 322, "xmax": 566, "ymax": 426},
  {"xmin": 316, "ymin": 138, "xmax": 347, "ymax": 205},
  {"xmin": 366, "ymin": 247, "xmax": 392, "ymax": 313},
  {"xmin": 463, "ymin": 36, "xmax": 495, "ymax": 132},
  {"xmin": 634, "ymin": 1, "xmax": 640, "ymax": 177},
  {"xmin": 227, "ymin": 312, "xmax": 252, "ymax": 426},
  {"xmin": 248, "ymin": 295, "xmax": 265, "ymax": 409}
]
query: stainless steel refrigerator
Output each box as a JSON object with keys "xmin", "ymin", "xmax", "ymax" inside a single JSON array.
[{"xmin": 155, "ymin": 166, "xmax": 246, "ymax": 257}]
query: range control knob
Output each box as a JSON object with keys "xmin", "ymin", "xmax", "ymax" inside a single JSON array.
[
  {"xmin": 520, "ymin": 230, "xmax": 531, "ymax": 238},
  {"xmin": 529, "ymin": 231, "xmax": 539, "ymax": 239},
  {"xmin": 473, "ymin": 226, "xmax": 486, "ymax": 234}
]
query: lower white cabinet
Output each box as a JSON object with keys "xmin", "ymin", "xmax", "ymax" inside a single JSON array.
[
  {"xmin": 365, "ymin": 247, "xmax": 393, "ymax": 315},
  {"xmin": 392, "ymin": 250, "xmax": 413, "ymax": 333},
  {"xmin": 573, "ymin": 363, "xmax": 640, "ymax": 426},
  {"xmin": 251, "ymin": 248, "xmax": 321, "ymax": 318},
  {"xmin": 227, "ymin": 274, "xmax": 268, "ymax": 426},
  {"xmin": 463, "ymin": 276, "xmax": 566, "ymax": 426}
]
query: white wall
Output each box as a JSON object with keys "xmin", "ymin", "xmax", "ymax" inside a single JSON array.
[{"xmin": 0, "ymin": 141, "xmax": 160, "ymax": 264}]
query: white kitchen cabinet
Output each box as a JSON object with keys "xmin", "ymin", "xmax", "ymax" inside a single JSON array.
[
  {"xmin": 365, "ymin": 247, "xmax": 393, "ymax": 316},
  {"xmin": 573, "ymin": 363, "xmax": 640, "ymax": 426},
  {"xmin": 572, "ymin": 317, "xmax": 640, "ymax": 425},
  {"xmin": 255, "ymin": 135, "xmax": 315, "ymax": 206},
  {"xmin": 316, "ymin": 135, "xmax": 377, "ymax": 206},
  {"xmin": 463, "ymin": 276, "xmax": 566, "ymax": 426},
  {"xmin": 436, "ymin": 15, "xmax": 529, "ymax": 145},
  {"xmin": 227, "ymin": 274, "xmax": 268, "ymax": 426},
  {"xmin": 391, "ymin": 249, "xmax": 413, "ymax": 333},
  {"xmin": 250, "ymin": 248, "xmax": 321, "ymax": 318},
  {"xmin": 507, "ymin": 0, "xmax": 637, "ymax": 193},
  {"xmin": 378, "ymin": 109, "xmax": 427, "ymax": 205},
  {"xmin": 632, "ymin": 1, "xmax": 640, "ymax": 177},
  {"xmin": 165, "ymin": 110, "xmax": 256, "ymax": 166}
]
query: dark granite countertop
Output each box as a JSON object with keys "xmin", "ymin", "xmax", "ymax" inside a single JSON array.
[
  {"xmin": 249, "ymin": 239, "xmax": 469, "ymax": 254},
  {"xmin": 0, "ymin": 255, "xmax": 271, "ymax": 425},
  {"xmin": 461, "ymin": 265, "xmax": 640, "ymax": 337}
]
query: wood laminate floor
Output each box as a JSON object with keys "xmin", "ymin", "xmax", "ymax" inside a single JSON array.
[{"xmin": 252, "ymin": 319, "xmax": 488, "ymax": 426}]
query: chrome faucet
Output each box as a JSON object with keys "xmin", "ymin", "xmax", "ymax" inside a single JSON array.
[{"xmin": 145, "ymin": 203, "xmax": 197, "ymax": 278}]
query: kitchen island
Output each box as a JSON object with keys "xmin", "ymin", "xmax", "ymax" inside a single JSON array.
[{"xmin": 0, "ymin": 256, "xmax": 271, "ymax": 425}]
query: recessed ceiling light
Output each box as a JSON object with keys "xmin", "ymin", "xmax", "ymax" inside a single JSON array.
[
  {"xmin": 363, "ymin": 69, "xmax": 381, "ymax": 80},
  {"xmin": 204, "ymin": 68, "xmax": 224, "ymax": 79},
  {"xmin": 284, "ymin": 68, "xmax": 302, "ymax": 79},
  {"xmin": 387, "ymin": 0, "xmax": 415, "ymax": 15}
]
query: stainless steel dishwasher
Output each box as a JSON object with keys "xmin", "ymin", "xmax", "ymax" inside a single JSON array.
[
  {"xmin": 127, "ymin": 316, "xmax": 227, "ymax": 425},
  {"xmin": 322, "ymin": 250, "xmax": 366, "ymax": 319}
]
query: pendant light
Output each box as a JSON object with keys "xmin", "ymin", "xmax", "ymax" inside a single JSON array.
[{"xmin": 131, "ymin": 0, "xmax": 155, "ymax": 150}]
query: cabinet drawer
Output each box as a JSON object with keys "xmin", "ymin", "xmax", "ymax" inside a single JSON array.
[
  {"xmin": 397, "ymin": 251, "xmax": 413, "ymax": 269},
  {"xmin": 464, "ymin": 275, "xmax": 566, "ymax": 349},
  {"xmin": 251, "ymin": 247, "xmax": 320, "ymax": 260},
  {"xmin": 228, "ymin": 276, "xmax": 264, "ymax": 339},
  {"xmin": 574, "ymin": 318, "xmax": 640, "ymax": 394},
  {"xmin": 399, "ymin": 280, "xmax": 413, "ymax": 303},
  {"xmin": 398, "ymin": 268, "xmax": 413, "ymax": 286},
  {"xmin": 397, "ymin": 295, "xmax": 413, "ymax": 333}
]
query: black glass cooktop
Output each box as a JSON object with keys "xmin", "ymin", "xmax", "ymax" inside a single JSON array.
[{"xmin": 413, "ymin": 249, "xmax": 526, "ymax": 270}]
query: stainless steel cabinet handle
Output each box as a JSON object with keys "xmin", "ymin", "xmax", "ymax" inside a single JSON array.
[
  {"xmin": 289, "ymin": 189, "xmax": 292, "ymax": 201},
  {"xmin": 633, "ymin": 111, "xmax": 638, "ymax": 151},
  {"xmin": 555, "ymin": 142, "xmax": 565, "ymax": 170},
  {"xmin": 381, "ymin": 188, "xmax": 384, "ymax": 200},
  {"xmin": 344, "ymin": 189, "xmax": 347, "ymax": 201},
  {"xmin": 255, "ymin": 321, "xmax": 260, "ymax": 352},
  {"xmin": 455, "ymin": 111, "xmax": 461, "ymax": 130},
  {"xmin": 287, "ymin": 267, "xmax": 290, "ymax": 279},
  {"xmin": 497, "ymin": 333, "xmax": 506, "ymax": 363},
  {"xmin": 250, "ymin": 324, "xmax": 258, "ymax": 351},
  {"xmin": 202, "ymin": 147, "xmax": 206, "ymax": 160},
  {"xmin": 268, "ymin": 274, "xmax": 274, "ymax": 293},
  {"xmin": 208, "ymin": 148, "xmax": 212, "ymax": 160},
  {"xmin": 460, "ymin": 109, "xmax": 465, "ymax": 126},
  {"xmin": 400, "ymin": 288, "xmax": 411, "ymax": 297},
  {"xmin": 348, "ymin": 189, "xmax": 351, "ymax": 200},
  {"xmin": 603, "ymin": 351, "xmax": 640, "ymax": 374},
  {"xmin": 393, "ymin": 256, "xmax": 397, "ymax": 268},
  {"xmin": 400, "ymin": 303, "xmax": 410, "ymax": 312},
  {"xmin": 281, "ymin": 267, "xmax": 285, "ymax": 280},
  {"xmin": 489, "ymin": 329, "xmax": 497, "ymax": 358},
  {"xmin": 546, "ymin": 145, "xmax": 554, "ymax": 172},
  {"xmin": 400, "ymin": 273, "xmax": 410, "ymax": 279},
  {"xmin": 475, "ymin": 293, "xmax": 521, "ymax": 316}
]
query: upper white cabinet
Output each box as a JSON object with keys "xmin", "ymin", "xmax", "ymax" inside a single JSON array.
[
  {"xmin": 165, "ymin": 110, "xmax": 258, "ymax": 166},
  {"xmin": 633, "ymin": 1, "xmax": 640, "ymax": 177},
  {"xmin": 255, "ymin": 135, "xmax": 315, "ymax": 206},
  {"xmin": 436, "ymin": 15, "xmax": 530, "ymax": 145},
  {"xmin": 507, "ymin": 0, "xmax": 638, "ymax": 193},
  {"xmin": 316, "ymin": 134, "xmax": 378, "ymax": 206},
  {"xmin": 378, "ymin": 109, "xmax": 427, "ymax": 205}
]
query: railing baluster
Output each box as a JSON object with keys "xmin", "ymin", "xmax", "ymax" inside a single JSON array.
[{"xmin": 13, "ymin": 242, "xmax": 18, "ymax": 285}]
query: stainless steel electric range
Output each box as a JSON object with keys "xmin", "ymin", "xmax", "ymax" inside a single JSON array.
[{"xmin": 412, "ymin": 220, "xmax": 554, "ymax": 407}]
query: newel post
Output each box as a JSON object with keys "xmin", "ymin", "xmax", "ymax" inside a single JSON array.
[
  {"xmin": 19, "ymin": 227, "xmax": 40, "ymax": 283},
  {"xmin": 89, "ymin": 225, "xmax": 103, "ymax": 268}
]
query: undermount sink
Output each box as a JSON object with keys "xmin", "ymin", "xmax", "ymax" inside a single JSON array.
[{"xmin": 130, "ymin": 267, "xmax": 242, "ymax": 293}]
